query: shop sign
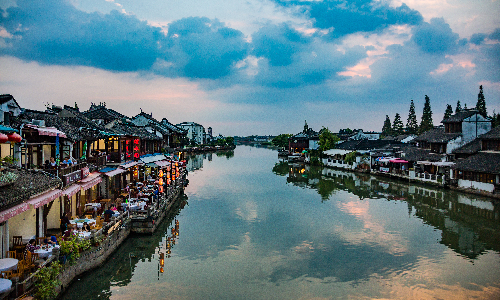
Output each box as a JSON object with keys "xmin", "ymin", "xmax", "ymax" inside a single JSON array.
[
  {"xmin": 81, "ymin": 166, "xmax": 90, "ymax": 178},
  {"xmin": 63, "ymin": 170, "xmax": 82, "ymax": 186}
]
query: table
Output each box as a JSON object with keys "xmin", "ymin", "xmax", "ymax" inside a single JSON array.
[
  {"xmin": 0, "ymin": 278, "xmax": 12, "ymax": 294},
  {"xmin": 85, "ymin": 203, "xmax": 101, "ymax": 209},
  {"xmin": 34, "ymin": 245, "xmax": 60, "ymax": 259},
  {"xmin": 70, "ymin": 218, "xmax": 96, "ymax": 228},
  {"xmin": 77, "ymin": 231, "xmax": 91, "ymax": 239},
  {"xmin": 0, "ymin": 259, "xmax": 18, "ymax": 272}
]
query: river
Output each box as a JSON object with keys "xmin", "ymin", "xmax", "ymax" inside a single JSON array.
[{"xmin": 60, "ymin": 145, "xmax": 500, "ymax": 299}]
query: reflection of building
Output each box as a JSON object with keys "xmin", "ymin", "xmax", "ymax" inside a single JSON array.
[{"xmin": 186, "ymin": 153, "xmax": 204, "ymax": 171}]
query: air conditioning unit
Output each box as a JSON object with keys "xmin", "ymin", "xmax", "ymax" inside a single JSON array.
[{"xmin": 32, "ymin": 119, "xmax": 46, "ymax": 127}]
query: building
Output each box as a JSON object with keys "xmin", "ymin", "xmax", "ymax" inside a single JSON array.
[{"xmin": 176, "ymin": 122, "xmax": 206, "ymax": 145}]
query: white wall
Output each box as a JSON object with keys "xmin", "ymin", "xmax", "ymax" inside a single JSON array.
[
  {"xmin": 47, "ymin": 197, "xmax": 62, "ymax": 230},
  {"xmin": 9, "ymin": 208, "xmax": 36, "ymax": 247},
  {"xmin": 458, "ymin": 179, "xmax": 494, "ymax": 193}
]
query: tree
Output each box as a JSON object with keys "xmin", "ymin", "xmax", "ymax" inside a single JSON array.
[
  {"xmin": 392, "ymin": 113, "xmax": 404, "ymax": 136},
  {"xmin": 455, "ymin": 100, "xmax": 462, "ymax": 113},
  {"xmin": 476, "ymin": 85, "xmax": 487, "ymax": 117},
  {"xmin": 318, "ymin": 127, "xmax": 340, "ymax": 151},
  {"xmin": 406, "ymin": 100, "xmax": 418, "ymax": 134},
  {"xmin": 272, "ymin": 134, "xmax": 292, "ymax": 148},
  {"xmin": 444, "ymin": 104, "xmax": 453, "ymax": 120},
  {"xmin": 382, "ymin": 115, "xmax": 392, "ymax": 137},
  {"xmin": 419, "ymin": 95, "xmax": 434, "ymax": 134},
  {"xmin": 492, "ymin": 112, "xmax": 500, "ymax": 128}
]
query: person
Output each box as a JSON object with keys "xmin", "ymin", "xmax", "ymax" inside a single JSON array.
[
  {"xmin": 44, "ymin": 235, "xmax": 58, "ymax": 245},
  {"xmin": 82, "ymin": 222, "xmax": 91, "ymax": 232},
  {"xmin": 49, "ymin": 157, "xmax": 57, "ymax": 167},
  {"xmin": 63, "ymin": 227, "xmax": 73, "ymax": 238},
  {"xmin": 60, "ymin": 212, "xmax": 71, "ymax": 234},
  {"xmin": 23, "ymin": 239, "xmax": 39, "ymax": 259},
  {"xmin": 104, "ymin": 206, "xmax": 114, "ymax": 222},
  {"xmin": 44, "ymin": 159, "xmax": 50, "ymax": 169}
]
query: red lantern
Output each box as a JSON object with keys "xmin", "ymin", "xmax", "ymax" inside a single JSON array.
[
  {"xmin": 7, "ymin": 132, "xmax": 22, "ymax": 143},
  {"xmin": 0, "ymin": 133, "xmax": 8, "ymax": 143}
]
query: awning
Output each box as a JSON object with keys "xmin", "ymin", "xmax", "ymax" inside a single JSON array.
[
  {"xmin": 120, "ymin": 161, "xmax": 141, "ymax": 169},
  {"xmin": 78, "ymin": 172, "xmax": 102, "ymax": 191},
  {"xmin": 417, "ymin": 161, "xmax": 433, "ymax": 165},
  {"xmin": 26, "ymin": 124, "xmax": 67, "ymax": 138},
  {"xmin": 27, "ymin": 189, "xmax": 63, "ymax": 209},
  {"xmin": 390, "ymin": 159, "xmax": 409, "ymax": 163},
  {"xmin": 432, "ymin": 162, "xmax": 455, "ymax": 167},
  {"xmin": 105, "ymin": 168, "xmax": 127, "ymax": 177},
  {"xmin": 376, "ymin": 157, "xmax": 394, "ymax": 163},
  {"xmin": 147, "ymin": 162, "xmax": 159, "ymax": 168},
  {"xmin": 140, "ymin": 154, "xmax": 167, "ymax": 164},
  {"xmin": 62, "ymin": 184, "xmax": 81, "ymax": 198},
  {"xmin": 0, "ymin": 202, "xmax": 30, "ymax": 223},
  {"xmin": 99, "ymin": 167, "xmax": 117, "ymax": 173},
  {"xmin": 155, "ymin": 160, "xmax": 170, "ymax": 168}
]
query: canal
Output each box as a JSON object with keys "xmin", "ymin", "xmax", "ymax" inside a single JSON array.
[{"xmin": 60, "ymin": 145, "xmax": 500, "ymax": 299}]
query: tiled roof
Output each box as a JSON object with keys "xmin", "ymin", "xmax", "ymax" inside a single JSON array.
[
  {"xmin": 453, "ymin": 152, "xmax": 500, "ymax": 174},
  {"xmin": 110, "ymin": 122, "xmax": 162, "ymax": 140},
  {"xmin": 399, "ymin": 145, "xmax": 443, "ymax": 162},
  {"xmin": 0, "ymin": 166, "xmax": 62, "ymax": 210},
  {"xmin": 452, "ymin": 138, "xmax": 482, "ymax": 154},
  {"xmin": 133, "ymin": 113, "xmax": 184, "ymax": 135},
  {"xmin": 414, "ymin": 127, "xmax": 461, "ymax": 143},
  {"xmin": 13, "ymin": 109, "xmax": 113, "ymax": 141},
  {"xmin": 336, "ymin": 140, "xmax": 402, "ymax": 151},
  {"xmin": 479, "ymin": 126, "xmax": 500, "ymax": 140},
  {"xmin": 441, "ymin": 110, "xmax": 477, "ymax": 123},
  {"xmin": 84, "ymin": 105, "xmax": 128, "ymax": 123}
]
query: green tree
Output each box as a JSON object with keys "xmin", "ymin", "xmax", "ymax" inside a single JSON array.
[
  {"xmin": 455, "ymin": 100, "xmax": 462, "ymax": 113},
  {"xmin": 406, "ymin": 100, "xmax": 418, "ymax": 134},
  {"xmin": 382, "ymin": 115, "xmax": 392, "ymax": 137},
  {"xmin": 419, "ymin": 95, "xmax": 434, "ymax": 134},
  {"xmin": 272, "ymin": 134, "xmax": 292, "ymax": 148},
  {"xmin": 492, "ymin": 112, "xmax": 500, "ymax": 128},
  {"xmin": 444, "ymin": 104, "xmax": 453, "ymax": 120},
  {"xmin": 476, "ymin": 85, "xmax": 487, "ymax": 117},
  {"xmin": 392, "ymin": 113, "xmax": 404, "ymax": 136},
  {"xmin": 318, "ymin": 127, "xmax": 340, "ymax": 151}
]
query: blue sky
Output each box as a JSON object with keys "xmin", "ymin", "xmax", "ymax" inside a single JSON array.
[{"xmin": 0, "ymin": 0, "xmax": 499, "ymax": 136}]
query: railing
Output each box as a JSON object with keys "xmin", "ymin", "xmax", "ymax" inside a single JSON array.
[{"xmin": 87, "ymin": 156, "xmax": 107, "ymax": 167}]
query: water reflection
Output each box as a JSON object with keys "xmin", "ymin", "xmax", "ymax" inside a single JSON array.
[
  {"xmin": 275, "ymin": 161, "xmax": 500, "ymax": 259},
  {"xmin": 61, "ymin": 146, "xmax": 500, "ymax": 299}
]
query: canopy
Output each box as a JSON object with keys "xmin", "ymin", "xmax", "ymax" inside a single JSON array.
[
  {"xmin": 120, "ymin": 161, "xmax": 141, "ymax": 169},
  {"xmin": 105, "ymin": 168, "xmax": 127, "ymax": 177},
  {"xmin": 27, "ymin": 189, "xmax": 63, "ymax": 209},
  {"xmin": 0, "ymin": 202, "xmax": 30, "ymax": 223},
  {"xmin": 389, "ymin": 159, "xmax": 408, "ymax": 163},
  {"xmin": 26, "ymin": 124, "xmax": 67, "ymax": 138},
  {"xmin": 376, "ymin": 157, "xmax": 394, "ymax": 163}
]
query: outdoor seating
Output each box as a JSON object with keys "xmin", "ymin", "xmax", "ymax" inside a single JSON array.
[
  {"xmin": 12, "ymin": 236, "xmax": 23, "ymax": 252},
  {"xmin": 36, "ymin": 237, "xmax": 45, "ymax": 246},
  {"xmin": 4, "ymin": 252, "xmax": 16, "ymax": 259}
]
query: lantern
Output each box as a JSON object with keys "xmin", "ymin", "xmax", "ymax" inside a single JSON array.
[
  {"xmin": 0, "ymin": 133, "xmax": 8, "ymax": 144},
  {"xmin": 159, "ymin": 178, "xmax": 163, "ymax": 185},
  {"xmin": 159, "ymin": 186, "xmax": 163, "ymax": 193},
  {"xmin": 159, "ymin": 170, "xmax": 163, "ymax": 177},
  {"xmin": 7, "ymin": 132, "xmax": 22, "ymax": 143}
]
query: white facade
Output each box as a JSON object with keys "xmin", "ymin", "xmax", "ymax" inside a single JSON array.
[{"xmin": 177, "ymin": 122, "xmax": 205, "ymax": 145}]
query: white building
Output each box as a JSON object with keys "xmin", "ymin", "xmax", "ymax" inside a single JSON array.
[{"xmin": 176, "ymin": 122, "xmax": 206, "ymax": 145}]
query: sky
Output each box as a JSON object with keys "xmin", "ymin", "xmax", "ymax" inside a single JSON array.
[{"xmin": 0, "ymin": 0, "xmax": 499, "ymax": 136}]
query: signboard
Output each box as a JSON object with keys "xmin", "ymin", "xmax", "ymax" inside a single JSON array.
[
  {"xmin": 81, "ymin": 167, "xmax": 90, "ymax": 178},
  {"xmin": 63, "ymin": 170, "xmax": 82, "ymax": 186},
  {"xmin": 380, "ymin": 167, "xmax": 390, "ymax": 173}
]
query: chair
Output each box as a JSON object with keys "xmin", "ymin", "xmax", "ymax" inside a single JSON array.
[
  {"xmin": 5, "ymin": 251, "xmax": 16, "ymax": 258},
  {"xmin": 85, "ymin": 214, "xmax": 93, "ymax": 220},
  {"xmin": 12, "ymin": 236, "xmax": 23, "ymax": 252},
  {"xmin": 36, "ymin": 237, "xmax": 46, "ymax": 246},
  {"xmin": 24, "ymin": 251, "xmax": 36, "ymax": 272}
]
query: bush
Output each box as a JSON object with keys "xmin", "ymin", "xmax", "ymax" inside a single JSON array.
[{"xmin": 34, "ymin": 262, "xmax": 61, "ymax": 300}]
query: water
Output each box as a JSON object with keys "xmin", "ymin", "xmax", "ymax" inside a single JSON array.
[{"xmin": 61, "ymin": 146, "xmax": 500, "ymax": 299}]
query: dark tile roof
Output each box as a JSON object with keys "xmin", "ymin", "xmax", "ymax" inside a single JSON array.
[
  {"xmin": 453, "ymin": 152, "xmax": 500, "ymax": 174},
  {"xmin": 0, "ymin": 166, "xmax": 62, "ymax": 210},
  {"xmin": 134, "ymin": 113, "xmax": 185, "ymax": 135},
  {"xmin": 479, "ymin": 126, "xmax": 500, "ymax": 140},
  {"xmin": 0, "ymin": 94, "xmax": 21, "ymax": 109},
  {"xmin": 336, "ymin": 140, "xmax": 402, "ymax": 151},
  {"xmin": 83, "ymin": 105, "xmax": 128, "ymax": 124},
  {"xmin": 414, "ymin": 127, "xmax": 461, "ymax": 143},
  {"xmin": 110, "ymin": 122, "xmax": 162, "ymax": 140},
  {"xmin": 13, "ymin": 109, "xmax": 112, "ymax": 141},
  {"xmin": 441, "ymin": 110, "xmax": 478, "ymax": 123},
  {"xmin": 452, "ymin": 138, "xmax": 482, "ymax": 154},
  {"xmin": 399, "ymin": 145, "xmax": 444, "ymax": 162}
]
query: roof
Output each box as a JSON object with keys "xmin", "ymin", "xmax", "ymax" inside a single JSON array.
[
  {"xmin": 399, "ymin": 145, "xmax": 444, "ymax": 162},
  {"xmin": 323, "ymin": 149, "xmax": 354, "ymax": 156},
  {"xmin": 13, "ymin": 109, "xmax": 113, "ymax": 141},
  {"xmin": 83, "ymin": 105, "xmax": 128, "ymax": 124},
  {"xmin": 0, "ymin": 94, "xmax": 20, "ymax": 108},
  {"xmin": 441, "ymin": 110, "xmax": 478, "ymax": 123},
  {"xmin": 414, "ymin": 127, "xmax": 461, "ymax": 143},
  {"xmin": 452, "ymin": 138, "xmax": 482, "ymax": 155},
  {"xmin": 0, "ymin": 166, "xmax": 62, "ymax": 210},
  {"xmin": 109, "ymin": 122, "xmax": 162, "ymax": 140},
  {"xmin": 453, "ymin": 152, "xmax": 500, "ymax": 174},
  {"xmin": 133, "ymin": 113, "xmax": 185, "ymax": 135},
  {"xmin": 335, "ymin": 140, "xmax": 402, "ymax": 151},
  {"xmin": 478, "ymin": 126, "xmax": 500, "ymax": 140}
]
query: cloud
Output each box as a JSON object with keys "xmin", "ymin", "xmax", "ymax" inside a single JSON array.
[
  {"xmin": 157, "ymin": 17, "xmax": 249, "ymax": 79},
  {"xmin": 272, "ymin": 0, "xmax": 423, "ymax": 38},
  {"xmin": 411, "ymin": 18, "xmax": 461, "ymax": 54}
]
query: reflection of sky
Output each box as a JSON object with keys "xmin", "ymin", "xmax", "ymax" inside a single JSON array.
[{"xmin": 65, "ymin": 146, "xmax": 500, "ymax": 299}]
